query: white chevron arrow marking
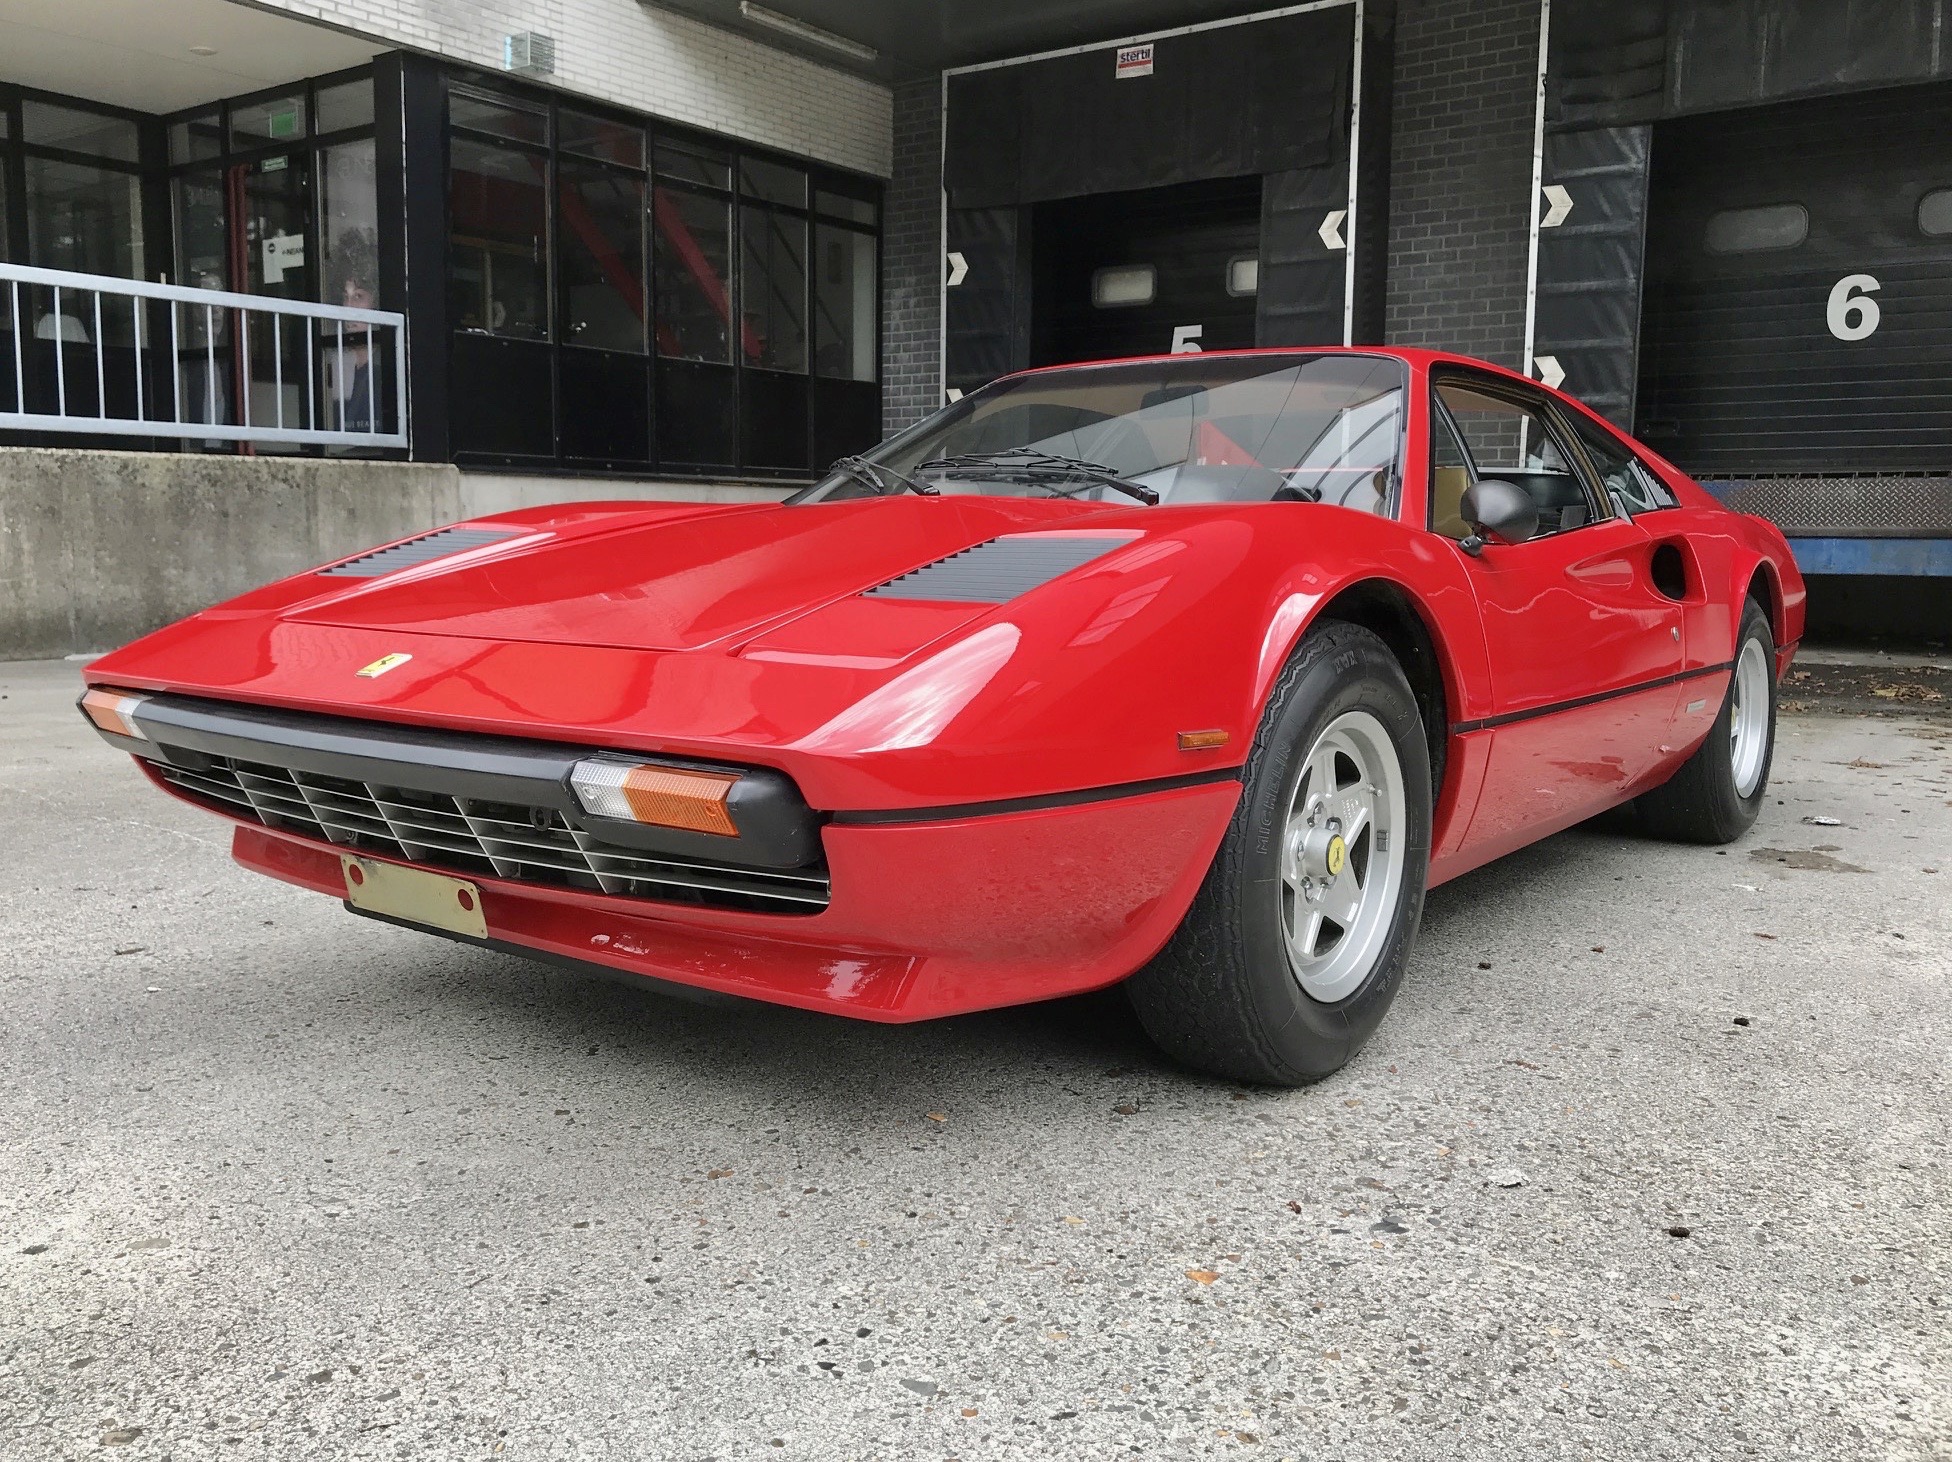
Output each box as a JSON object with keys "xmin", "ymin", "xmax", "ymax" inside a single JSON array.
[
  {"xmin": 1533, "ymin": 354, "xmax": 1566, "ymax": 390},
  {"xmin": 1540, "ymin": 184, "xmax": 1573, "ymax": 228},
  {"xmin": 945, "ymin": 251, "xmax": 968, "ymax": 287},
  {"xmin": 1318, "ymin": 209, "xmax": 1347, "ymax": 251}
]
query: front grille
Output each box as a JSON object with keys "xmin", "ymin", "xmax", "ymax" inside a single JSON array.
[{"xmin": 152, "ymin": 754, "xmax": 829, "ymax": 916}]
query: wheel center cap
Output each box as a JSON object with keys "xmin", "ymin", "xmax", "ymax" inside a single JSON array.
[{"xmin": 1298, "ymin": 825, "xmax": 1347, "ymax": 883}]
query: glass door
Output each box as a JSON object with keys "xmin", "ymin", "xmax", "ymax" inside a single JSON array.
[{"xmin": 233, "ymin": 155, "xmax": 311, "ymax": 449}]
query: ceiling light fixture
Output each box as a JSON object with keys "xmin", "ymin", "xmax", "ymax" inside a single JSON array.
[
  {"xmin": 737, "ymin": 2, "xmax": 877, "ymax": 63},
  {"xmin": 188, "ymin": 45, "xmax": 218, "ymax": 56}
]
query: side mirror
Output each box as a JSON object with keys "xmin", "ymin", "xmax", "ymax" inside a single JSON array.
[{"xmin": 1459, "ymin": 478, "xmax": 1539, "ymax": 549}]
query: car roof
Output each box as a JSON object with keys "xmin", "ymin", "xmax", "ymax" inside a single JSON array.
[{"xmin": 1002, "ymin": 345, "xmax": 1537, "ymax": 387}]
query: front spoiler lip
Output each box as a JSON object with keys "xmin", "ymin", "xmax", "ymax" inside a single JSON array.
[{"xmin": 82, "ymin": 688, "xmax": 821, "ymax": 871}]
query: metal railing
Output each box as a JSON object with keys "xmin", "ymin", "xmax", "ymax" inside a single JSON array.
[{"xmin": 0, "ymin": 262, "xmax": 408, "ymax": 449}]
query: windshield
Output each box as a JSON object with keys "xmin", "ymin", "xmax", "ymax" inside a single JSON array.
[{"xmin": 797, "ymin": 353, "xmax": 1407, "ymax": 511}]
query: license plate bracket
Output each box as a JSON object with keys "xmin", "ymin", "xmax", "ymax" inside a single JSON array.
[{"xmin": 341, "ymin": 855, "xmax": 487, "ymax": 939}]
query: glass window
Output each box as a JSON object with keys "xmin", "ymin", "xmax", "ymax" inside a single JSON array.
[
  {"xmin": 814, "ymin": 225, "xmax": 875, "ymax": 381},
  {"xmin": 559, "ymin": 159, "xmax": 646, "ymax": 353},
  {"xmin": 798, "ymin": 355, "xmax": 1405, "ymax": 511},
  {"xmin": 170, "ymin": 111, "xmax": 223, "ymax": 165},
  {"xmin": 22, "ymin": 101, "xmax": 140, "ymax": 162},
  {"xmin": 1434, "ymin": 381, "xmax": 1596, "ymax": 537},
  {"xmin": 1704, "ymin": 203, "xmax": 1807, "ymax": 254},
  {"xmin": 1428, "ymin": 406, "xmax": 1475, "ymax": 539},
  {"xmin": 231, "ymin": 90, "xmax": 309, "ymax": 148},
  {"xmin": 1226, "ymin": 255, "xmax": 1259, "ymax": 297},
  {"xmin": 450, "ymin": 87, "xmax": 547, "ymax": 145},
  {"xmin": 1093, "ymin": 265, "xmax": 1156, "ymax": 308},
  {"xmin": 1920, "ymin": 187, "xmax": 1952, "ymax": 238},
  {"xmin": 657, "ymin": 141, "xmax": 731, "ymax": 191},
  {"xmin": 170, "ymin": 172, "xmax": 230, "ymax": 426},
  {"xmin": 314, "ymin": 77, "xmax": 375, "ymax": 135},
  {"xmin": 815, "ymin": 189, "xmax": 876, "ymax": 225},
  {"xmin": 560, "ymin": 108, "xmax": 644, "ymax": 169},
  {"xmin": 740, "ymin": 205, "xmax": 806, "ymax": 372},
  {"xmin": 320, "ymin": 138, "xmax": 379, "ymax": 309},
  {"xmin": 448, "ymin": 135, "xmax": 549, "ymax": 339},
  {"xmin": 26, "ymin": 157, "xmax": 145, "ymax": 280},
  {"xmin": 1565, "ymin": 411, "xmax": 1676, "ymax": 515},
  {"xmin": 653, "ymin": 186, "xmax": 733, "ymax": 362},
  {"xmin": 740, "ymin": 157, "xmax": 806, "ymax": 208},
  {"xmin": 173, "ymin": 172, "xmax": 228, "ymax": 296}
]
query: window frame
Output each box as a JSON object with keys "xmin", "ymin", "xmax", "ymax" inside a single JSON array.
[
  {"xmin": 0, "ymin": 82, "xmax": 154, "ymax": 276},
  {"xmin": 156, "ymin": 64, "xmax": 381, "ymax": 304},
  {"xmin": 438, "ymin": 69, "xmax": 883, "ymax": 478},
  {"xmin": 1556, "ymin": 404, "xmax": 1680, "ymax": 520},
  {"xmin": 1426, "ymin": 368, "xmax": 1613, "ymax": 542}
]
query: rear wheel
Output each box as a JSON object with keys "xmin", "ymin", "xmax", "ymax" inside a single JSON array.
[
  {"xmin": 1127, "ymin": 622, "xmax": 1432, "ymax": 1086},
  {"xmin": 1636, "ymin": 597, "xmax": 1777, "ymax": 844}
]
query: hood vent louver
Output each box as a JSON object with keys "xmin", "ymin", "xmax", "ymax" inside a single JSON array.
[
  {"xmin": 864, "ymin": 534, "xmax": 1131, "ymax": 604},
  {"xmin": 320, "ymin": 527, "xmax": 521, "ymax": 578}
]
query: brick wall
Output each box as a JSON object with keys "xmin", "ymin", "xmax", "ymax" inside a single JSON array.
[
  {"xmin": 254, "ymin": 0, "xmax": 891, "ymax": 176},
  {"xmin": 880, "ymin": 77, "xmax": 942, "ymax": 434},
  {"xmin": 1382, "ymin": 0, "xmax": 1545, "ymax": 370}
]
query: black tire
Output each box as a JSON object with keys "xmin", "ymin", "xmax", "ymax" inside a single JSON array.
[
  {"xmin": 1636, "ymin": 597, "xmax": 1777, "ymax": 845},
  {"xmin": 1127, "ymin": 621, "xmax": 1433, "ymax": 1086}
]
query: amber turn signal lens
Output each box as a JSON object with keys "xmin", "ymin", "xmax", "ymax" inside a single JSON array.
[
  {"xmin": 1176, "ymin": 729, "xmax": 1230, "ymax": 752},
  {"xmin": 569, "ymin": 759, "xmax": 739, "ymax": 837},
  {"xmin": 81, "ymin": 687, "xmax": 149, "ymax": 740}
]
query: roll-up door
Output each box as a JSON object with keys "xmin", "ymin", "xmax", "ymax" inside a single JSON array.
[{"xmin": 1636, "ymin": 81, "xmax": 1952, "ymax": 480}]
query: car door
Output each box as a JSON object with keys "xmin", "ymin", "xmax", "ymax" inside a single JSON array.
[{"xmin": 1430, "ymin": 372, "xmax": 1686, "ymax": 861}]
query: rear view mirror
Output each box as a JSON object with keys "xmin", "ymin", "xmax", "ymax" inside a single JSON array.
[{"xmin": 1459, "ymin": 478, "xmax": 1539, "ymax": 548}]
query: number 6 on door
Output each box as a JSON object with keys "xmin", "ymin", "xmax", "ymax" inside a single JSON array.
[{"xmin": 1826, "ymin": 274, "xmax": 1881, "ymax": 341}]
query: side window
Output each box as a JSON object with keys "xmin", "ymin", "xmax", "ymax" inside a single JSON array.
[
  {"xmin": 1565, "ymin": 412, "xmax": 1677, "ymax": 516},
  {"xmin": 1433, "ymin": 380, "xmax": 1602, "ymax": 538},
  {"xmin": 1428, "ymin": 404, "xmax": 1476, "ymax": 541}
]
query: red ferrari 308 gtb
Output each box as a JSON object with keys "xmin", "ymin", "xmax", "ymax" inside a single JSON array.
[{"xmin": 80, "ymin": 349, "xmax": 1804, "ymax": 1084}]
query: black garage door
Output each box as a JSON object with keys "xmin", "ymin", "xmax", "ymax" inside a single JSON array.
[
  {"xmin": 1637, "ymin": 81, "xmax": 1952, "ymax": 478},
  {"xmin": 1029, "ymin": 175, "xmax": 1262, "ymax": 367}
]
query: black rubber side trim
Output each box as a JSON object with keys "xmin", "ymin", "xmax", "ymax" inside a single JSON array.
[
  {"xmin": 100, "ymin": 691, "xmax": 822, "ymax": 870},
  {"xmin": 1450, "ymin": 660, "xmax": 1735, "ymax": 735},
  {"xmin": 829, "ymin": 767, "xmax": 1242, "ymax": 827}
]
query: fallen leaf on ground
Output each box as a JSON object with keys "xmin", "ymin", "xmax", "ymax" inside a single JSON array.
[{"xmin": 1186, "ymin": 1269, "xmax": 1220, "ymax": 1285}]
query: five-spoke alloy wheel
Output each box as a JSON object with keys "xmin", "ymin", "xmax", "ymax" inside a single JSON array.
[
  {"xmin": 1128, "ymin": 622, "xmax": 1431, "ymax": 1086},
  {"xmin": 1279, "ymin": 712, "xmax": 1408, "ymax": 1004}
]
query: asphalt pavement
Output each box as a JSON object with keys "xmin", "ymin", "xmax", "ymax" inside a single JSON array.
[{"xmin": 2, "ymin": 655, "xmax": 1947, "ymax": 1461}]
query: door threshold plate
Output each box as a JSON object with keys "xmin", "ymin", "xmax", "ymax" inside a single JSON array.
[{"xmin": 341, "ymin": 855, "xmax": 487, "ymax": 939}]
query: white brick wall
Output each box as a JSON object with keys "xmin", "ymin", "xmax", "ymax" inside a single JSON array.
[{"xmin": 244, "ymin": 0, "xmax": 892, "ymax": 176}]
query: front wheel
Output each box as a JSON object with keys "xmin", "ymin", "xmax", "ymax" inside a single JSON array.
[
  {"xmin": 1127, "ymin": 621, "xmax": 1432, "ymax": 1086},
  {"xmin": 1636, "ymin": 597, "xmax": 1777, "ymax": 844}
]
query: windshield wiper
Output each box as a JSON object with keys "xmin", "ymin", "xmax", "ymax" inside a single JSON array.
[
  {"xmin": 916, "ymin": 448, "xmax": 1160, "ymax": 506},
  {"xmin": 829, "ymin": 455, "xmax": 938, "ymax": 497}
]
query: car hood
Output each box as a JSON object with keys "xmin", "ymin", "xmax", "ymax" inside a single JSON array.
[{"xmin": 284, "ymin": 495, "xmax": 1115, "ymax": 652}]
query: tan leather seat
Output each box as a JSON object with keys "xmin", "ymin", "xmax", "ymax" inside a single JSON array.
[{"xmin": 1431, "ymin": 465, "xmax": 1472, "ymax": 540}]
